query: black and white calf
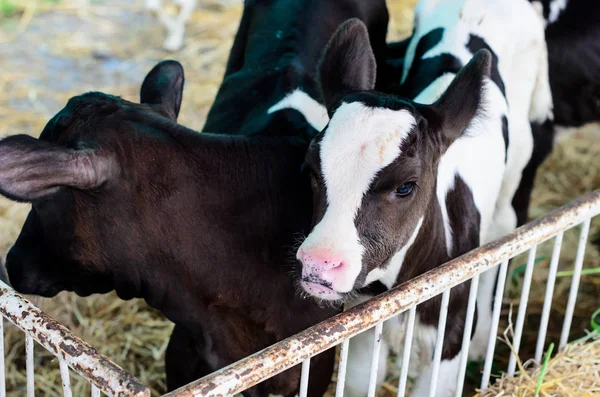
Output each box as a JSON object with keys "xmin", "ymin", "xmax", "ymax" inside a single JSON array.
[
  {"xmin": 0, "ymin": 0, "xmax": 391, "ymax": 396},
  {"xmin": 530, "ymin": 0, "xmax": 600, "ymax": 127},
  {"xmin": 296, "ymin": 0, "xmax": 552, "ymax": 396}
]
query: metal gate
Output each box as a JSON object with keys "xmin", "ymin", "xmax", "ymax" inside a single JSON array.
[{"xmin": 1, "ymin": 189, "xmax": 599, "ymax": 396}]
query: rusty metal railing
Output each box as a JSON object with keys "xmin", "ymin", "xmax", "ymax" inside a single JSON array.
[
  {"xmin": 0, "ymin": 281, "xmax": 150, "ymax": 397},
  {"xmin": 164, "ymin": 188, "xmax": 600, "ymax": 397}
]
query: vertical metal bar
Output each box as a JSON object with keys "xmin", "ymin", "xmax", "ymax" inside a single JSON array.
[
  {"xmin": 560, "ymin": 220, "xmax": 591, "ymax": 349},
  {"xmin": 299, "ymin": 358, "xmax": 311, "ymax": 397},
  {"xmin": 535, "ymin": 231, "xmax": 564, "ymax": 363},
  {"xmin": 59, "ymin": 360, "xmax": 73, "ymax": 397},
  {"xmin": 91, "ymin": 385, "xmax": 101, "ymax": 397},
  {"xmin": 367, "ymin": 322, "xmax": 384, "ymax": 397},
  {"xmin": 507, "ymin": 245, "xmax": 538, "ymax": 376},
  {"xmin": 429, "ymin": 289, "xmax": 451, "ymax": 397},
  {"xmin": 480, "ymin": 259, "xmax": 509, "ymax": 390},
  {"xmin": 0, "ymin": 317, "xmax": 5, "ymax": 397},
  {"xmin": 334, "ymin": 339, "xmax": 350, "ymax": 397},
  {"xmin": 26, "ymin": 334, "xmax": 34, "ymax": 397},
  {"xmin": 455, "ymin": 274, "xmax": 480, "ymax": 397},
  {"xmin": 397, "ymin": 306, "xmax": 417, "ymax": 397}
]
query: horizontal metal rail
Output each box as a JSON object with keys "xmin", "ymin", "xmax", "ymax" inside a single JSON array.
[
  {"xmin": 165, "ymin": 188, "xmax": 600, "ymax": 397},
  {"xmin": 0, "ymin": 280, "xmax": 150, "ymax": 397}
]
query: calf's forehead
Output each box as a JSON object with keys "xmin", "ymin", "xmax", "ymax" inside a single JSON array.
[{"xmin": 318, "ymin": 101, "xmax": 416, "ymax": 215}]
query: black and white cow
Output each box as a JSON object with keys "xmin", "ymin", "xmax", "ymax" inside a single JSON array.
[
  {"xmin": 0, "ymin": 0, "xmax": 391, "ymax": 395},
  {"xmin": 531, "ymin": 0, "xmax": 600, "ymax": 127},
  {"xmin": 295, "ymin": 0, "xmax": 552, "ymax": 395},
  {"xmin": 386, "ymin": 0, "xmax": 600, "ymax": 227}
]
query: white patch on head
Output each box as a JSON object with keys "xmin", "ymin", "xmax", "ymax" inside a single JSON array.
[
  {"xmin": 548, "ymin": 0, "xmax": 568, "ymax": 24},
  {"xmin": 298, "ymin": 102, "xmax": 416, "ymax": 293},
  {"xmin": 364, "ymin": 216, "xmax": 424, "ymax": 288},
  {"xmin": 267, "ymin": 89, "xmax": 329, "ymax": 131}
]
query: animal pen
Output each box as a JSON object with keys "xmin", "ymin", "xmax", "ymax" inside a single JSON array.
[
  {"xmin": 0, "ymin": 188, "xmax": 598, "ymax": 396},
  {"xmin": 1, "ymin": 0, "xmax": 599, "ymax": 396}
]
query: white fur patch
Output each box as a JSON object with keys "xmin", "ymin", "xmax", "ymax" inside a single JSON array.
[
  {"xmin": 297, "ymin": 103, "xmax": 416, "ymax": 293},
  {"xmin": 409, "ymin": 352, "xmax": 462, "ymax": 397},
  {"xmin": 549, "ymin": 0, "xmax": 568, "ymax": 24},
  {"xmin": 267, "ymin": 89, "xmax": 329, "ymax": 131}
]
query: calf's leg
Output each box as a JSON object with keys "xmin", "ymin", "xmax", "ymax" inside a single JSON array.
[
  {"xmin": 165, "ymin": 324, "xmax": 212, "ymax": 391},
  {"xmin": 409, "ymin": 353, "xmax": 461, "ymax": 397}
]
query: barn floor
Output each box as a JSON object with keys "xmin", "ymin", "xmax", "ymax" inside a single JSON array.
[{"xmin": 0, "ymin": 0, "xmax": 598, "ymax": 396}]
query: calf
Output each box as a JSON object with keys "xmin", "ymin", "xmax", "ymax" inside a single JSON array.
[
  {"xmin": 531, "ymin": 0, "xmax": 600, "ymax": 127},
  {"xmin": 0, "ymin": 66, "xmax": 336, "ymax": 396},
  {"xmin": 387, "ymin": 0, "xmax": 600, "ymax": 225},
  {"xmin": 0, "ymin": 0, "xmax": 390, "ymax": 395},
  {"xmin": 296, "ymin": 0, "xmax": 552, "ymax": 395}
]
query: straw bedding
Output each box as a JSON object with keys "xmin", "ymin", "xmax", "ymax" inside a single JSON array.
[
  {"xmin": 0, "ymin": 0, "xmax": 598, "ymax": 396},
  {"xmin": 474, "ymin": 331, "xmax": 600, "ymax": 397}
]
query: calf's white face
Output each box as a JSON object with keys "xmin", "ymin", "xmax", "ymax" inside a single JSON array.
[{"xmin": 296, "ymin": 19, "xmax": 492, "ymax": 301}]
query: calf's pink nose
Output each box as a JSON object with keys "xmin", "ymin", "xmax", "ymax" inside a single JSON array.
[{"xmin": 298, "ymin": 248, "xmax": 344, "ymax": 272}]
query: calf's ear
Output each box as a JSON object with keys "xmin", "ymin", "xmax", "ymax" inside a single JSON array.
[
  {"xmin": 433, "ymin": 49, "xmax": 492, "ymax": 145},
  {"xmin": 0, "ymin": 135, "xmax": 116, "ymax": 202},
  {"xmin": 140, "ymin": 60, "xmax": 185, "ymax": 120},
  {"xmin": 318, "ymin": 18, "xmax": 377, "ymax": 116}
]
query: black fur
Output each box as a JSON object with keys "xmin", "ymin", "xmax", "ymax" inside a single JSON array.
[
  {"xmin": 318, "ymin": 18, "xmax": 377, "ymax": 115},
  {"xmin": 466, "ymin": 34, "xmax": 506, "ymax": 97},
  {"xmin": 140, "ymin": 60, "xmax": 184, "ymax": 120},
  {"xmin": 501, "ymin": 115, "xmax": 509, "ymax": 163}
]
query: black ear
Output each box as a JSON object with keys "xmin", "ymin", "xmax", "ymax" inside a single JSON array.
[
  {"xmin": 433, "ymin": 49, "xmax": 492, "ymax": 144},
  {"xmin": 0, "ymin": 135, "xmax": 115, "ymax": 202},
  {"xmin": 318, "ymin": 18, "xmax": 377, "ymax": 116},
  {"xmin": 140, "ymin": 60, "xmax": 185, "ymax": 121}
]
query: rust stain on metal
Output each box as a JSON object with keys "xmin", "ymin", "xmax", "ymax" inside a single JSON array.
[
  {"xmin": 0, "ymin": 280, "xmax": 150, "ymax": 397},
  {"xmin": 59, "ymin": 342, "xmax": 83, "ymax": 357}
]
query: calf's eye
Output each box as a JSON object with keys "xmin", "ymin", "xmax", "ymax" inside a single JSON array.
[{"xmin": 395, "ymin": 182, "xmax": 415, "ymax": 197}]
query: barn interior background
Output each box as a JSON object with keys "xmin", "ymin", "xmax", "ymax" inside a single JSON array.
[{"xmin": 0, "ymin": 0, "xmax": 598, "ymax": 395}]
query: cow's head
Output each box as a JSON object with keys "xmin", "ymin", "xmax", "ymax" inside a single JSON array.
[
  {"xmin": 0, "ymin": 60, "xmax": 184, "ymax": 298},
  {"xmin": 297, "ymin": 19, "xmax": 491, "ymax": 301}
]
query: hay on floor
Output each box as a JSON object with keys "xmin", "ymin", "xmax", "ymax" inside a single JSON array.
[{"xmin": 474, "ymin": 331, "xmax": 600, "ymax": 397}]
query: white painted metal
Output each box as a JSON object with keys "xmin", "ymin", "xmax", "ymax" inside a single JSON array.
[
  {"xmin": 0, "ymin": 317, "xmax": 5, "ymax": 397},
  {"xmin": 560, "ymin": 219, "xmax": 591, "ymax": 349},
  {"xmin": 397, "ymin": 306, "xmax": 416, "ymax": 397},
  {"xmin": 367, "ymin": 323, "xmax": 384, "ymax": 397},
  {"xmin": 299, "ymin": 358, "xmax": 310, "ymax": 397},
  {"xmin": 0, "ymin": 280, "xmax": 149, "ymax": 396},
  {"xmin": 335, "ymin": 339, "xmax": 350, "ymax": 397},
  {"xmin": 480, "ymin": 259, "xmax": 509, "ymax": 390},
  {"xmin": 59, "ymin": 360, "xmax": 73, "ymax": 397},
  {"xmin": 507, "ymin": 245, "xmax": 538, "ymax": 376},
  {"xmin": 92, "ymin": 385, "xmax": 101, "ymax": 397},
  {"xmin": 535, "ymin": 231, "xmax": 564, "ymax": 363},
  {"xmin": 455, "ymin": 274, "xmax": 480, "ymax": 397},
  {"xmin": 429, "ymin": 289, "xmax": 450, "ymax": 397},
  {"xmin": 26, "ymin": 334, "xmax": 34, "ymax": 397}
]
